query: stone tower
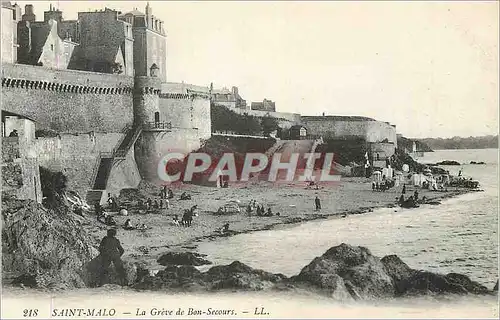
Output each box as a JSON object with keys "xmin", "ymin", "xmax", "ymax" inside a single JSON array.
[{"xmin": 133, "ymin": 70, "xmax": 167, "ymax": 184}]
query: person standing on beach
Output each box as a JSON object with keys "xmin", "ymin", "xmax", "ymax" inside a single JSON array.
[
  {"xmin": 315, "ymin": 196, "xmax": 321, "ymax": 210},
  {"xmin": 98, "ymin": 229, "xmax": 126, "ymax": 286},
  {"xmin": 402, "ymin": 184, "xmax": 406, "ymax": 194}
]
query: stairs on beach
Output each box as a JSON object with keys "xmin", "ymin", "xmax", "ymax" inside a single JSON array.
[
  {"xmin": 115, "ymin": 125, "xmax": 142, "ymax": 159},
  {"xmin": 93, "ymin": 157, "xmax": 113, "ymax": 190},
  {"xmin": 85, "ymin": 125, "xmax": 143, "ymax": 204}
]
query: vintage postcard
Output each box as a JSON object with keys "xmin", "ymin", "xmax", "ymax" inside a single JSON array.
[{"xmin": 1, "ymin": 0, "xmax": 498, "ymax": 319}]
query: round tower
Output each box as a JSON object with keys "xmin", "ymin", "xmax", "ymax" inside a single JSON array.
[{"xmin": 133, "ymin": 75, "xmax": 164, "ymax": 183}]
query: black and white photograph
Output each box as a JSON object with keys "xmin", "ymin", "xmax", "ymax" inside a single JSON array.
[{"xmin": 0, "ymin": 1, "xmax": 498, "ymax": 318}]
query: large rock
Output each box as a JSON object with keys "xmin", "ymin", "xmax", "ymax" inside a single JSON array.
[
  {"xmin": 83, "ymin": 256, "xmax": 139, "ymax": 287},
  {"xmin": 381, "ymin": 256, "xmax": 491, "ymax": 296},
  {"xmin": 134, "ymin": 261, "xmax": 286, "ymax": 292},
  {"xmin": 400, "ymin": 271, "xmax": 468, "ymax": 295},
  {"xmin": 205, "ymin": 261, "xmax": 286, "ymax": 291},
  {"xmin": 292, "ymin": 243, "xmax": 394, "ymax": 299},
  {"xmin": 135, "ymin": 265, "xmax": 206, "ymax": 291},
  {"xmin": 157, "ymin": 252, "xmax": 212, "ymax": 266},
  {"xmin": 132, "ymin": 245, "xmax": 494, "ymax": 300},
  {"xmin": 2, "ymin": 198, "xmax": 96, "ymax": 289},
  {"xmin": 380, "ymin": 255, "xmax": 417, "ymax": 294}
]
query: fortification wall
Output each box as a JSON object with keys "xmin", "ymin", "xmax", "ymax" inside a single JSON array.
[
  {"xmin": 158, "ymin": 94, "xmax": 211, "ymax": 139},
  {"xmin": 302, "ymin": 118, "xmax": 397, "ymax": 145},
  {"xmin": 1, "ymin": 63, "xmax": 134, "ymax": 133},
  {"xmin": 2, "ymin": 159, "xmax": 42, "ymax": 202},
  {"xmin": 2, "ymin": 136, "xmax": 42, "ymax": 202},
  {"xmin": 371, "ymin": 142, "xmax": 396, "ymax": 159},
  {"xmin": 302, "ymin": 118, "xmax": 369, "ymax": 139},
  {"xmin": 134, "ymin": 129, "xmax": 204, "ymax": 184},
  {"xmin": 366, "ymin": 121, "xmax": 397, "ymax": 147},
  {"xmin": 231, "ymin": 108, "xmax": 301, "ymax": 126},
  {"xmin": 35, "ymin": 132, "xmax": 124, "ymax": 197}
]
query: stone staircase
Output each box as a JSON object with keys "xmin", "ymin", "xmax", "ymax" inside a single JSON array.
[
  {"xmin": 115, "ymin": 125, "xmax": 142, "ymax": 159},
  {"xmin": 85, "ymin": 125, "xmax": 142, "ymax": 205}
]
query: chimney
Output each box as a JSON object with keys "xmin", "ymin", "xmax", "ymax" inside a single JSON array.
[
  {"xmin": 44, "ymin": 5, "xmax": 62, "ymax": 22},
  {"xmin": 12, "ymin": 3, "xmax": 22, "ymax": 21},
  {"xmin": 22, "ymin": 4, "xmax": 35, "ymax": 22}
]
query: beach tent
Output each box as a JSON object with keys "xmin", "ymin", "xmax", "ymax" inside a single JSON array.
[
  {"xmin": 372, "ymin": 171, "xmax": 382, "ymax": 183},
  {"xmin": 394, "ymin": 171, "xmax": 404, "ymax": 187},
  {"xmin": 411, "ymin": 173, "xmax": 424, "ymax": 186},
  {"xmin": 381, "ymin": 167, "xmax": 394, "ymax": 179}
]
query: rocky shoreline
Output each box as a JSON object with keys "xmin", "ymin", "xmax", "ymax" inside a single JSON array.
[
  {"xmin": 2, "ymin": 185, "xmax": 490, "ymax": 301},
  {"xmin": 98, "ymin": 244, "xmax": 498, "ymax": 301}
]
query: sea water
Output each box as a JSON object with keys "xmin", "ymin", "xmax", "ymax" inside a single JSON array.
[{"xmin": 197, "ymin": 149, "xmax": 499, "ymax": 288}]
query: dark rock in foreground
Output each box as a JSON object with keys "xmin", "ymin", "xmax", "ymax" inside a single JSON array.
[
  {"xmin": 83, "ymin": 256, "xmax": 142, "ymax": 287},
  {"xmin": 291, "ymin": 244, "xmax": 394, "ymax": 300},
  {"xmin": 2, "ymin": 198, "xmax": 96, "ymax": 289},
  {"xmin": 134, "ymin": 261, "xmax": 286, "ymax": 292},
  {"xmin": 133, "ymin": 243, "xmax": 495, "ymax": 300},
  {"xmin": 205, "ymin": 261, "xmax": 286, "ymax": 291},
  {"xmin": 157, "ymin": 252, "xmax": 212, "ymax": 266}
]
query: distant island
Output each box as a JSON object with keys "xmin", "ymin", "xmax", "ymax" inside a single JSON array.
[{"xmin": 418, "ymin": 135, "xmax": 498, "ymax": 150}]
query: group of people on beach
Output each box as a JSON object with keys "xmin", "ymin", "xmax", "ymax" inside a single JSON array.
[
  {"xmin": 246, "ymin": 200, "xmax": 280, "ymax": 217},
  {"xmin": 138, "ymin": 197, "xmax": 170, "ymax": 211},
  {"xmin": 397, "ymin": 184, "xmax": 423, "ymax": 208}
]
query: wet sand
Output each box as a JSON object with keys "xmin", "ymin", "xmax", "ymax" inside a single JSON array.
[{"xmin": 82, "ymin": 178, "xmax": 473, "ymax": 271}]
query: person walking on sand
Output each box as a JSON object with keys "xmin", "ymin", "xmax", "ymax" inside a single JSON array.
[
  {"xmin": 315, "ymin": 196, "xmax": 321, "ymax": 211},
  {"xmin": 402, "ymin": 184, "xmax": 406, "ymax": 194},
  {"xmin": 414, "ymin": 190, "xmax": 419, "ymax": 202},
  {"xmin": 372, "ymin": 181, "xmax": 376, "ymax": 191},
  {"xmin": 98, "ymin": 229, "xmax": 126, "ymax": 286}
]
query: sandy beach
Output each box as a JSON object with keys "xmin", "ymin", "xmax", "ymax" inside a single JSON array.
[{"xmin": 82, "ymin": 179, "xmax": 473, "ymax": 271}]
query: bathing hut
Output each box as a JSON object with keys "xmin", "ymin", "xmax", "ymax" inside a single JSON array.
[{"xmin": 372, "ymin": 171, "xmax": 382, "ymax": 183}]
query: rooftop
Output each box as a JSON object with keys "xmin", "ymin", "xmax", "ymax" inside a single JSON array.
[{"xmin": 122, "ymin": 9, "xmax": 144, "ymax": 16}]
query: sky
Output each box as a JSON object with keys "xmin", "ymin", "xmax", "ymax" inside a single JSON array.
[{"xmin": 15, "ymin": 1, "xmax": 499, "ymax": 138}]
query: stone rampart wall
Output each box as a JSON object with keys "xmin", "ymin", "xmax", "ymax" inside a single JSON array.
[{"xmin": 1, "ymin": 63, "xmax": 134, "ymax": 133}]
